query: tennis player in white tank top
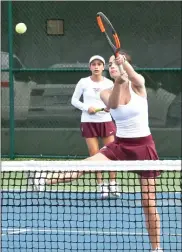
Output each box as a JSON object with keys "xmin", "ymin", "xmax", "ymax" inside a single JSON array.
[
  {"xmin": 34, "ymin": 53, "xmax": 162, "ymax": 252},
  {"xmin": 99, "ymin": 54, "xmax": 162, "ymax": 252}
]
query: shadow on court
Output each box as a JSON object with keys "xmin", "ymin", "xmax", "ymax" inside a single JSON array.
[{"xmin": 1, "ymin": 192, "xmax": 181, "ymax": 252}]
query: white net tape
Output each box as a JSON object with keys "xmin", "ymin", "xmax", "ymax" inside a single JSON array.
[{"xmin": 2, "ymin": 160, "xmax": 181, "ymax": 171}]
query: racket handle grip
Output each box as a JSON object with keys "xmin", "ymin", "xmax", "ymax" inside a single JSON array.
[
  {"xmin": 118, "ymin": 64, "xmax": 124, "ymax": 74},
  {"xmin": 95, "ymin": 108, "xmax": 104, "ymax": 112},
  {"xmin": 114, "ymin": 53, "xmax": 125, "ymax": 74}
]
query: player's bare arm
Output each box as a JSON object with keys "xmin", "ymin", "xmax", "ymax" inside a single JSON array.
[
  {"xmin": 108, "ymin": 73, "xmax": 129, "ymax": 109},
  {"xmin": 115, "ymin": 54, "xmax": 147, "ymax": 96},
  {"xmin": 100, "ymin": 89, "xmax": 112, "ymax": 108}
]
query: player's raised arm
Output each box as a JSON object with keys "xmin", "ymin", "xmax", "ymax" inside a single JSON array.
[
  {"xmin": 115, "ymin": 53, "xmax": 145, "ymax": 89},
  {"xmin": 100, "ymin": 88, "xmax": 112, "ymax": 108},
  {"xmin": 106, "ymin": 55, "xmax": 129, "ymax": 109}
]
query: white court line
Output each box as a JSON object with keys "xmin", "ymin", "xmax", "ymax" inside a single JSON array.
[{"xmin": 1, "ymin": 228, "xmax": 182, "ymax": 237}]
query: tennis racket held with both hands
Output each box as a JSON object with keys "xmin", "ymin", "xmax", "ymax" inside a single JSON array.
[
  {"xmin": 97, "ymin": 12, "xmax": 157, "ymax": 87},
  {"xmin": 96, "ymin": 12, "xmax": 124, "ymax": 72}
]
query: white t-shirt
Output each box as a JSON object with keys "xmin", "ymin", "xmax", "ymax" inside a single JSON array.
[{"xmin": 71, "ymin": 76, "xmax": 114, "ymax": 122}]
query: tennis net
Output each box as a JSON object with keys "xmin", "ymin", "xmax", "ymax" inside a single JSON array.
[{"xmin": 1, "ymin": 160, "xmax": 181, "ymax": 252}]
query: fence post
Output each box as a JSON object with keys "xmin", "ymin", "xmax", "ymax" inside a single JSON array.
[{"xmin": 8, "ymin": 0, "xmax": 15, "ymax": 159}]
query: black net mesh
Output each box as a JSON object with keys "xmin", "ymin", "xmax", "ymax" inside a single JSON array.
[{"xmin": 1, "ymin": 160, "xmax": 181, "ymax": 251}]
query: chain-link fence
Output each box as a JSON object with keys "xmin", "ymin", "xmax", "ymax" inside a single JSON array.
[
  {"xmin": 1, "ymin": 1, "xmax": 181, "ymax": 159},
  {"xmin": 2, "ymin": 1, "xmax": 181, "ymax": 67}
]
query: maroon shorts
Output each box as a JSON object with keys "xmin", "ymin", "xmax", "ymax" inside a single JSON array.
[
  {"xmin": 100, "ymin": 134, "xmax": 160, "ymax": 178},
  {"xmin": 81, "ymin": 121, "xmax": 116, "ymax": 138}
]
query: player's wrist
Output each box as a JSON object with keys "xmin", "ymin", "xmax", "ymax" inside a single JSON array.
[
  {"xmin": 120, "ymin": 71, "xmax": 127, "ymax": 79},
  {"xmin": 115, "ymin": 54, "xmax": 127, "ymax": 66},
  {"xmin": 115, "ymin": 78, "xmax": 125, "ymax": 85},
  {"xmin": 115, "ymin": 71, "xmax": 128, "ymax": 85}
]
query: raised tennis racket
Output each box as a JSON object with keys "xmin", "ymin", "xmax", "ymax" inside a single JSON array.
[
  {"xmin": 96, "ymin": 12, "xmax": 124, "ymax": 73},
  {"xmin": 96, "ymin": 12, "xmax": 121, "ymax": 57}
]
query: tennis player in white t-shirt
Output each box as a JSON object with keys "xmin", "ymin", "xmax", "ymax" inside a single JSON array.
[{"xmin": 71, "ymin": 55, "xmax": 120, "ymax": 198}]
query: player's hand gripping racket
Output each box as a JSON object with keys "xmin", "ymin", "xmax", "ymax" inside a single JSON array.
[
  {"xmin": 95, "ymin": 108, "xmax": 109, "ymax": 113},
  {"xmin": 96, "ymin": 12, "xmax": 123, "ymax": 72}
]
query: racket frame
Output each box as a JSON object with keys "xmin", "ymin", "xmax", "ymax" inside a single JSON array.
[
  {"xmin": 96, "ymin": 12, "xmax": 121, "ymax": 57},
  {"xmin": 96, "ymin": 12, "xmax": 123, "ymax": 73}
]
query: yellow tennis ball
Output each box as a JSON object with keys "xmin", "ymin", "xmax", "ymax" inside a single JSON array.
[{"xmin": 15, "ymin": 23, "xmax": 27, "ymax": 34}]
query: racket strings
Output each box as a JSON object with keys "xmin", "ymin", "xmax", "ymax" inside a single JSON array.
[{"xmin": 96, "ymin": 12, "xmax": 120, "ymax": 55}]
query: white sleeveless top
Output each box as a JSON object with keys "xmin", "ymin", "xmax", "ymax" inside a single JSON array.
[{"xmin": 110, "ymin": 82, "xmax": 151, "ymax": 138}]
